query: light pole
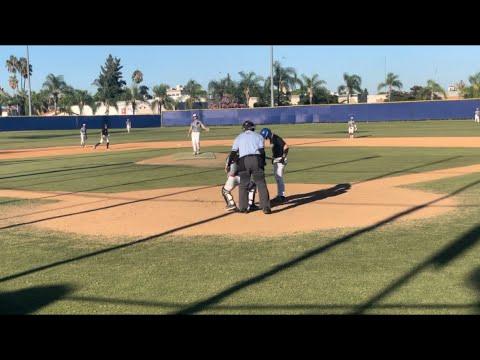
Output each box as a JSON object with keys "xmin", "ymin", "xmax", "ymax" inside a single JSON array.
[
  {"xmin": 26, "ymin": 45, "xmax": 32, "ymax": 116},
  {"xmin": 270, "ymin": 45, "xmax": 274, "ymax": 107}
]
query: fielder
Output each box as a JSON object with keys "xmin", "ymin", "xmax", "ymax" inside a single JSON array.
[
  {"xmin": 475, "ymin": 108, "xmax": 479, "ymax": 123},
  {"xmin": 188, "ymin": 113, "xmax": 209, "ymax": 155},
  {"xmin": 260, "ymin": 128, "xmax": 289, "ymax": 203},
  {"xmin": 80, "ymin": 123, "xmax": 87, "ymax": 147},
  {"xmin": 222, "ymin": 151, "xmax": 258, "ymax": 212},
  {"xmin": 93, "ymin": 123, "xmax": 110, "ymax": 150},
  {"xmin": 347, "ymin": 116, "xmax": 356, "ymax": 138},
  {"xmin": 126, "ymin": 118, "xmax": 132, "ymax": 133}
]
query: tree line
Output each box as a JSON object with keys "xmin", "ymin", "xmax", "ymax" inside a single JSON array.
[{"xmin": 2, "ymin": 53, "xmax": 480, "ymax": 116}]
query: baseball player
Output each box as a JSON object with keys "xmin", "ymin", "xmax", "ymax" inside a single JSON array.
[
  {"xmin": 188, "ymin": 113, "xmax": 209, "ymax": 156},
  {"xmin": 80, "ymin": 123, "xmax": 87, "ymax": 148},
  {"xmin": 93, "ymin": 123, "xmax": 110, "ymax": 150},
  {"xmin": 126, "ymin": 118, "xmax": 132, "ymax": 133},
  {"xmin": 222, "ymin": 151, "xmax": 258, "ymax": 212},
  {"xmin": 260, "ymin": 128, "xmax": 289, "ymax": 203},
  {"xmin": 347, "ymin": 116, "xmax": 356, "ymax": 138},
  {"xmin": 475, "ymin": 108, "xmax": 480, "ymax": 123}
]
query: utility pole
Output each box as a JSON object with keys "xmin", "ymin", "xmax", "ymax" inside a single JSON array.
[
  {"xmin": 270, "ymin": 46, "xmax": 274, "ymax": 107},
  {"xmin": 26, "ymin": 45, "xmax": 32, "ymax": 116}
]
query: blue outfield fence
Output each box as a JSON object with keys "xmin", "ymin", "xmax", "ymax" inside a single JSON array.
[
  {"xmin": 1, "ymin": 99, "xmax": 480, "ymax": 131},
  {"xmin": 0, "ymin": 115, "xmax": 161, "ymax": 131},
  {"xmin": 162, "ymin": 99, "xmax": 480, "ymax": 127}
]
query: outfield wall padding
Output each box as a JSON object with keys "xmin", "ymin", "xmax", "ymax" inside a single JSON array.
[
  {"xmin": 0, "ymin": 115, "xmax": 160, "ymax": 131},
  {"xmin": 2, "ymin": 99, "xmax": 480, "ymax": 131},
  {"xmin": 162, "ymin": 99, "xmax": 480, "ymax": 127}
]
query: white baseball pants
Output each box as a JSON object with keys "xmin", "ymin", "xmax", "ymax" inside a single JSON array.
[
  {"xmin": 273, "ymin": 161, "xmax": 286, "ymax": 197},
  {"xmin": 191, "ymin": 132, "xmax": 200, "ymax": 153}
]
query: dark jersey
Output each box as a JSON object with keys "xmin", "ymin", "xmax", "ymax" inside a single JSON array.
[
  {"xmin": 270, "ymin": 134, "xmax": 286, "ymax": 158},
  {"xmin": 102, "ymin": 128, "xmax": 109, "ymax": 136}
]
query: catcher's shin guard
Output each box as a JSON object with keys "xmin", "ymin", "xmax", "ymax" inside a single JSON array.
[
  {"xmin": 247, "ymin": 181, "xmax": 256, "ymax": 207},
  {"xmin": 222, "ymin": 186, "xmax": 236, "ymax": 207}
]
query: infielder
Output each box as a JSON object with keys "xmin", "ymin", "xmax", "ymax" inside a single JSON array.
[
  {"xmin": 126, "ymin": 118, "xmax": 132, "ymax": 133},
  {"xmin": 93, "ymin": 123, "xmax": 110, "ymax": 150},
  {"xmin": 222, "ymin": 151, "xmax": 258, "ymax": 212},
  {"xmin": 475, "ymin": 108, "xmax": 479, "ymax": 123},
  {"xmin": 80, "ymin": 123, "xmax": 87, "ymax": 147},
  {"xmin": 260, "ymin": 128, "xmax": 289, "ymax": 203},
  {"xmin": 188, "ymin": 113, "xmax": 209, "ymax": 156}
]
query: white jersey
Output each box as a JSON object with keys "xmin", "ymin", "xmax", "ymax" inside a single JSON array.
[
  {"xmin": 190, "ymin": 120, "xmax": 205, "ymax": 132},
  {"xmin": 475, "ymin": 110, "xmax": 479, "ymax": 117}
]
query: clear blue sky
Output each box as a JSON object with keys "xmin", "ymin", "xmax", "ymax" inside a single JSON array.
[{"xmin": 1, "ymin": 45, "xmax": 480, "ymax": 95}]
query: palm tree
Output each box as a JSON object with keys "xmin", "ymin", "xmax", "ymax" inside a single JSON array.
[
  {"xmin": 461, "ymin": 73, "xmax": 480, "ymax": 98},
  {"xmin": 31, "ymin": 90, "xmax": 51, "ymax": 115},
  {"xmin": 208, "ymin": 79, "xmax": 225, "ymax": 103},
  {"xmin": 151, "ymin": 84, "xmax": 175, "ymax": 116},
  {"xmin": 17, "ymin": 57, "xmax": 31, "ymax": 92},
  {"xmin": 424, "ymin": 80, "xmax": 446, "ymax": 100},
  {"xmin": 132, "ymin": 70, "xmax": 143, "ymax": 85},
  {"xmin": 5, "ymin": 55, "xmax": 19, "ymax": 75},
  {"xmin": 208, "ymin": 74, "xmax": 238, "ymax": 104},
  {"xmin": 93, "ymin": 85, "xmax": 119, "ymax": 115},
  {"xmin": 299, "ymin": 74, "xmax": 326, "ymax": 105},
  {"xmin": 8, "ymin": 76, "xmax": 18, "ymax": 92},
  {"xmin": 123, "ymin": 86, "xmax": 144, "ymax": 115},
  {"xmin": 273, "ymin": 61, "xmax": 297, "ymax": 105},
  {"xmin": 6, "ymin": 56, "xmax": 20, "ymax": 96},
  {"xmin": 337, "ymin": 73, "xmax": 362, "ymax": 104},
  {"xmin": 183, "ymin": 80, "xmax": 206, "ymax": 109},
  {"xmin": 71, "ymin": 90, "xmax": 96, "ymax": 115},
  {"xmin": 238, "ymin": 71, "xmax": 264, "ymax": 106},
  {"xmin": 42, "ymin": 74, "xmax": 68, "ymax": 114},
  {"xmin": 377, "ymin": 72, "xmax": 403, "ymax": 101}
]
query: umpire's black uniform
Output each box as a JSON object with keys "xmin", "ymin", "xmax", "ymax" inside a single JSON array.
[{"xmin": 228, "ymin": 121, "xmax": 271, "ymax": 214}]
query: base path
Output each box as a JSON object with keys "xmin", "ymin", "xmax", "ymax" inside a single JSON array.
[
  {"xmin": 4, "ymin": 162, "xmax": 480, "ymax": 240},
  {"xmin": 2, "ymin": 137, "xmax": 480, "ymax": 161}
]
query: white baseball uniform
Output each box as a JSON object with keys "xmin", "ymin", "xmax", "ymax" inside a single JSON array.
[{"xmin": 190, "ymin": 119, "xmax": 206, "ymax": 155}]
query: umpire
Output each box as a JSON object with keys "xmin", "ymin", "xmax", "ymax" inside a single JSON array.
[{"xmin": 227, "ymin": 120, "xmax": 271, "ymax": 214}]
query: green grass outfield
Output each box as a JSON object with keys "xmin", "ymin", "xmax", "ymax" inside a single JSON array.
[
  {"xmin": 2, "ymin": 119, "xmax": 480, "ymax": 150},
  {"xmin": 2, "ymin": 121, "xmax": 480, "ymax": 314}
]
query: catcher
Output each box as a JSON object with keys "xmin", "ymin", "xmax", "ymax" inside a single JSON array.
[{"xmin": 222, "ymin": 151, "xmax": 258, "ymax": 212}]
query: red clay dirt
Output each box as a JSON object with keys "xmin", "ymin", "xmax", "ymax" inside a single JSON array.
[{"xmin": 2, "ymin": 136, "xmax": 480, "ymax": 240}]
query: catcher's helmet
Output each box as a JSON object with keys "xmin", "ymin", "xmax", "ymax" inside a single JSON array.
[
  {"xmin": 242, "ymin": 120, "xmax": 255, "ymax": 131},
  {"xmin": 260, "ymin": 128, "xmax": 272, "ymax": 140}
]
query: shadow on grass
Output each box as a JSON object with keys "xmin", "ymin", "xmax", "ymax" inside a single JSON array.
[
  {"xmin": 352, "ymin": 223, "xmax": 480, "ymax": 314},
  {"xmin": 0, "ymin": 161, "xmax": 133, "ymax": 181},
  {"xmin": 356, "ymin": 156, "xmax": 463, "ymax": 184},
  {"xmin": 0, "ymin": 284, "xmax": 74, "ymax": 314},
  {"xmin": 62, "ymin": 295, "xmax": 480, "ymax": 313},
  {"xmin": 467, "ymin": 267, "xmax": 480, "ymax": 312},
  {"xmin": 173, "ymin": 177, "xmax": 480, "ymax": 315},
  {"xmin": 0, "ymin": 209, "xmax": 238, "ymax": 284}
]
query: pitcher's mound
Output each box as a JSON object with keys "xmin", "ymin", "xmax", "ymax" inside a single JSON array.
[{"xmin": 137, "ymin": 151, "xmax": 226, "ymax": 168}]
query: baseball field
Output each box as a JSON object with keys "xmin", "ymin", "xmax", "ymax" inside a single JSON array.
[{"xmin": 2, "ymin": 120, "xmax": 480, "ymax": 314}]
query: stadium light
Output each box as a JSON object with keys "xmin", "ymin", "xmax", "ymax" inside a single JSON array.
[
  {"xmin": 26, "ymin": 45, "xmax": 32, "ymax": 116},
  {"xmin": 270, "ymin": 46, "xmax": 274, "ymax": 107}
]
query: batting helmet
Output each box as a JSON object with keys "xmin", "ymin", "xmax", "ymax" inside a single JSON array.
[
  {"xmin": 260, "ymin": 128, "xmax": 272, "ymax": 140},
  {"xmin": 242, "ymin": 120, "xmax": 255, "ymax": 131},
  {"xmin": 192, "ymin": 113, "xmax": 198, "ymax": 119}
]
